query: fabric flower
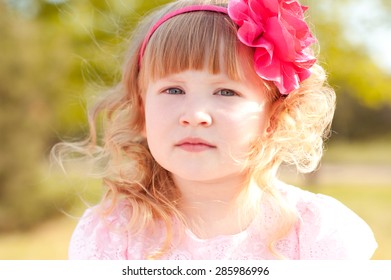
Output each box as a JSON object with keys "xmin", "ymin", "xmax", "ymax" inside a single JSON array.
[{"xmin": 228, "ymin": 0, "xmax": 317, "ymax": 94}]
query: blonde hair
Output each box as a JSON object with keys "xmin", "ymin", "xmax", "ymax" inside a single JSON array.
[{"xmin": 52, "ymin": 0, "xmax": 335, "ymax": 259}]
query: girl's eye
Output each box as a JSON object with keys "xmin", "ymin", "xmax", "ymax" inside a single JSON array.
[
  {"xmin": 215, "ymin": 89, "xmax": 238, "ymax": 97},
  {"xmin": 163, "ymin": 88, "xmax": 185, "ymax": 95}
]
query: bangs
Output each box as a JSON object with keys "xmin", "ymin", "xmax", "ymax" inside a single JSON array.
[{"xmin": 139, "ymin": 11, "xmax": 252, "ymax": 84}]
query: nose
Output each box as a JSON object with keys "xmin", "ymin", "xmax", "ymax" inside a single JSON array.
[{"xmin": 179, "ymin": 108, "xmax": 213, "ymax": 127}]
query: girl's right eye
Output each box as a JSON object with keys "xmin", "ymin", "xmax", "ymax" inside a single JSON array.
[{"xmin": 162, "ymin": 88, "xmax": 185, "ymax": 95}]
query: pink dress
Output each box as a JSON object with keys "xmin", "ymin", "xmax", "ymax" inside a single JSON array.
[{"xmin": 68, "ymin": 183, "xmax": 377, "ymax": 259}]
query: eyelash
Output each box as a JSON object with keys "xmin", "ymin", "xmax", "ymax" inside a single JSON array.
[
  {"xmin": 161, "ymin": 87, "xmax": 239, "ymax": 97},
  {"xmin": 215, "ymin": 89, "xmax": 239, "ymax": 97}
]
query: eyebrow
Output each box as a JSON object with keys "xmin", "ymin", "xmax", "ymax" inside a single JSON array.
[{"xmin": 163, "ymin": 73, "xmax": 233, "ymax": 84}]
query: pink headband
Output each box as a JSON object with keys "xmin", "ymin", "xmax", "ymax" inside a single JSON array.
[
  {"xmin": 138, "ymin": 5, "xmax": 228, "ymax": 66},
  {"xmin": 138, "ymin": 1, "xmax": 317, "ymax": 95}
]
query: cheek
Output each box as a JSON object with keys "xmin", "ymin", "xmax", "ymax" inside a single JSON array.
[
  {"xmin": 144, "ymin": 94, "xmax": 164, "ymax": 128},
  {"xmin": 216, "ymin": 105, "xmax": 271, "ymax": 160},
  {"xmin": 225, "ymin": 101, "xmax": 271, "ymax": 137},
  {"xmin": 144, "ymin": 98, "xmax": 160, "ymax": 142},
  {"xmin": 144, "ymin": 108, "xmax": 164, "ymax": 163},
  {"xmin": 144, "ymin": 96, "xmax": 176, "ymax": 154}
]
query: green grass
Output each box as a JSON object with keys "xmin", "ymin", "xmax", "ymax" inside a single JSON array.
[
  {"xmin": 0, "ymin": 169, "xmax": 103, "ymax": 260},
  {"xmin": 324, "ymin": 138, "xmax": 391, "ymax": 164},
  {"xmin": 0, "ymin": 215, "xmax": 76, "ymax": 259}
]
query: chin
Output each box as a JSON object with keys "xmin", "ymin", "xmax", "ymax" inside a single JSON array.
[{"xmin": 171, "ymin": 168, "xmax": 246, "ymax": 185}]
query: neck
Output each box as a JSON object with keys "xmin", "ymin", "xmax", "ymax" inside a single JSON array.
[{"xmin": 174, "ymin": 174, "xmax": 262, "ymax": 239}]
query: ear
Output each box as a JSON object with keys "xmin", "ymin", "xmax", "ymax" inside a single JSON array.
[{"xmin": 265, "ymin": 98, "xmax": 284, "ymax": 136}]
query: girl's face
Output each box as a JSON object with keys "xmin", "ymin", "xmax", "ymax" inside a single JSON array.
[{"xmin": 143, "ymin": 69, "xmax": 272, "ymax": 184}]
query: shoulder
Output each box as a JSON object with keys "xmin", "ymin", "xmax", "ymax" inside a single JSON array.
[
  {"xmin": 68, "ymin": 200, "xmax": 132, "ymax": 259},
  {"xmin": 276, "ymin": 181, "xmax": 378, "ymax": 259}
]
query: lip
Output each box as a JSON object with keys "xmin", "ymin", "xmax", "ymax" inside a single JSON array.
[{"xmin": 175, "ymin": 137, "xmax": 216, "ymax": 152}]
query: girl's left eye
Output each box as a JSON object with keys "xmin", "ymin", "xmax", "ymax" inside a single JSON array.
[
  {"xmin": 215, "ymin": 89, "xmax": 238, "ymax": 97},
  {"xmin": 162, "ymin": 88, "xmax": 185, "ymax": 95}
]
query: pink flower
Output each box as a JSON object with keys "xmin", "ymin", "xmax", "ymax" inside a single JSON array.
[{"xmin": 228, "ymin": 0, "xmax": 317, "ymax": 94}]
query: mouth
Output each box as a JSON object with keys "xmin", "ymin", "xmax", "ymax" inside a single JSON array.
[{"xmin": 175, "ymin": 137, "xmax": 216, "ymax": 152}]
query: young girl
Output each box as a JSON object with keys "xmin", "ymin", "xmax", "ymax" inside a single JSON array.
[{"xmin": 55, "ymin": 0, "xmax": 377, "ymax": 259}]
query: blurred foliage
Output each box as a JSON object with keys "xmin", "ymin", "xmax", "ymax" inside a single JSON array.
[
  {"xmin": 1, "ymin": 2, "xmax": 53, "ymax": 230},
  {"xmin": 306, "ymin": 0, "xmax": 391, "ymax": 140},
  {"xmin": 307, "ymin": 0, "xmax": 391, "ymax": 107},
  {"xmin": 0, "ymin": 0, "xmax": 170, "ymax": 231},
  {"xmin": 0, "ymin": 0, "xmax": 390, "ymax": 232}
]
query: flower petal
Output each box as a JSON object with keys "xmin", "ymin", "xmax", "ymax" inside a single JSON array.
[{"xmin": 228, "ymin": 0, "xmax": 317, "ymax": 94}]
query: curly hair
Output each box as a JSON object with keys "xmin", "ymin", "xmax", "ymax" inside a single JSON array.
[{"xmin": 52, "ymin": 0, "xmax": 335, "ymax": 259}]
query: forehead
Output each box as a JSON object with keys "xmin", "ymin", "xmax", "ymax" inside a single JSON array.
[{"xmin": 138, "ymin": 11, "xmax": 256, "ymax": 83}]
